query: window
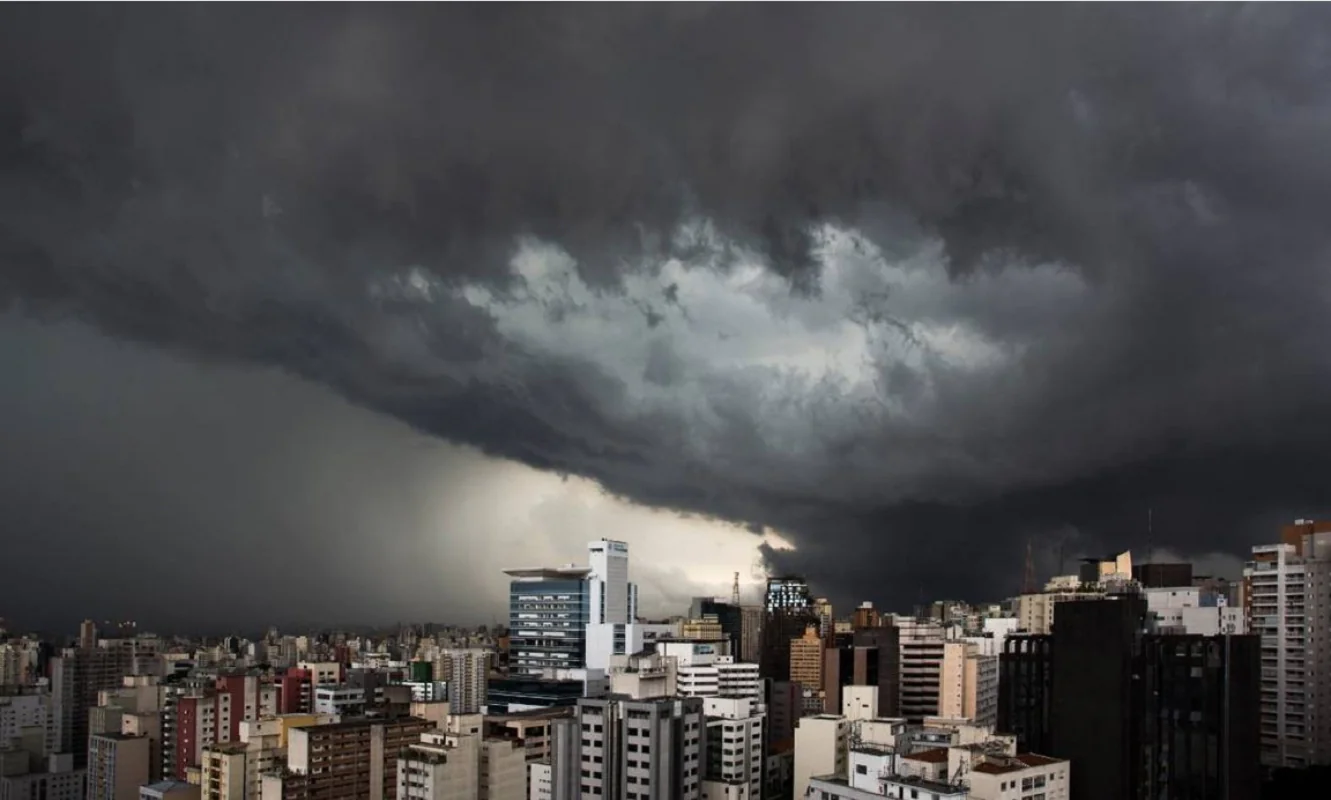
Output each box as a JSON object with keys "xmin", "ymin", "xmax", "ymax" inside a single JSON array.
[{"xmin": 856, "ymin": 764, "xmax": 868, "ymax": 775}]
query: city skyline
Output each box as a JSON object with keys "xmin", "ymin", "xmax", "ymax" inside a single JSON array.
[{"xmin": 7, "ymin": 4, "xmax": 1331, "ymax": 630}]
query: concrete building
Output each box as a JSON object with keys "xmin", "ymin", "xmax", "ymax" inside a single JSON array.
[
  {"xmin": 87, "ymin": 733, "xmax": 151, "ymax": 800},
  {"xmin": 51, "ymin": 646, "xmax": 133, "ymax": 766},
  {"xmin": 576, "ymin": 692, "xmax": 705, "ymax": 799},
  {"xmin": 503, "ymin": 566, "xmax": 593, "ymax": 676},
  {"xmin": 739, "ymin": 607, "xmax": 764, "ymax": 665},
  {"xmin": 896, "ymin": 620, "xmax": 946, "ymax": 721},
  {"xmin": 792, "ymin": 714, "xmax": 849, "ymax": 798},
  {"xmin": 1144, "ymin": 586, "xmax": 1246, "ymax": 636},
  {"xmin": 701, "ymin": 696, "xmax": 764, "ymax": 800},
  {"xmin": 311, "ymin": 685, "xmax": 366, "ymax": 716},
  {"xmin": 483, "ymin": 708, "xmax": 574, "ymax": 764},
  {"xmin": 1015, "ymin": 586, "xmax": 1105, "ymax": 636},
  {"xmin": 789, "ymin": 626, "xmax": 825, "ymax": 716},
  {"xmin": 199, "ymin": 742, "xmax": 247, "ymax": 800},
  {"xmin": 524, "ymin": 717, "xmax": 577, "ymax": 800},
  {"xmin": 261, "ymin": 716, "xmax": 435, "ymax": 800},
  {"xmin": 680, "ymin": 618, "xmax": 725, "ymax": 641},
  {"xmin": 964, "ymin": 752, "xmax": 1069, "ymax": 800},
  {"xmin": 938, "ymin": 641, "xmax": 998, "ymax": 728},
  {"xmin": 441, "ymin": 650, "xmax": 488, "ymax": 715},
  {"xmin": 607, "ymin": 652, "xmax": 676, "ymax": 700},
  {"xmin": 0, "ymin": 753, "xmax": 88, "ymax": 800},
  {"xmin": 478, "ymin": 737, "xmax": 526, "ymax": 800},
  {"xmin": 1244, "ymin": 519, "xmax": 1331, "ymax": 768},
  {"xmin": 823, "ymin": 629, "xmax": 901, "ymax": 719},
  {"xmin": 658, "ymin": 640, "xmax": 761, "ymax": 700},
  {"xmin": 396, "ymin": 731, "xmax": 479, "ymax": 800},
  {"xmin": 0, "ymin": 694, "xmax": 47, "ymax": 745},
  {"xmin": 583, "ymin": 539, "xmax": 642, "ymax": 671}
]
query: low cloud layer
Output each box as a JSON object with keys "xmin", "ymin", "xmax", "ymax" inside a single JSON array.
[{"xmin": 4, "ymin": 4, "xmax": 1331, "ymax": 625}]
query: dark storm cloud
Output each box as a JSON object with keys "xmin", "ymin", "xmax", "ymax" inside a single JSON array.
[{"xmin": 4, "ymin": 3, "xmax": 1331, "ymax": 614}]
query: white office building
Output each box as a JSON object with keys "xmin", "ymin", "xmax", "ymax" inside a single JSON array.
[
  {"xmin": 1143, "ymin": 586, "xmax": 1246, "ymax": 636},
  {"xmin": 656, "ymin": 641, "xmax": 761, "ymax": 700},
  {"xmin": 584, "ymin": 541, "xmax": 645, "ymax": 671},
  {"xmin": 701, "ymin": 697, "xmax": 764, "ymax": 800}
]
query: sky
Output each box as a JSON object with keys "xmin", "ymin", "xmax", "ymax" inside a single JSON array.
[{"xmin": 4, "ymin": 4, "xmax": 1331, "ymax": 633}]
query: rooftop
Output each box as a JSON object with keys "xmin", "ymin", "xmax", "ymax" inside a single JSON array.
[
  {"xmin": 903, "ymin": 747, "xmax": 949, "ymax": 764},
  {"xmin": 503, "ymin": 566, "xmax": 593, "ymax": 580},
  {"xmin": 971, "ymin": 752, "xmax": 1065, "ymax": 775},
  {"xmin": 811, "ymin": 773, "xmax": 965, "ymax": 797}
]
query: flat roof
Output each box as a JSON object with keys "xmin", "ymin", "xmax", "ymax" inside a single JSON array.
[
  {"xmin": 903, "ymin": 747, "xmax": 949, "ymax": 763},
  {"xmin": 503, "ymin": 567, "xmax": 593, "ymax": 579}
]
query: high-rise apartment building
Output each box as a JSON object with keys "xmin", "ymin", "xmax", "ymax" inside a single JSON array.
[
  {"xmin": 87, "ymin": 733, "xmax": 151, "ymax": 800},
  {"xmin": 937, "ymin": 641, "xmax": 998, "ymax": 727},
  {"xmin": 51, "ymin": 646, "xmax": 132, "ymax": 766},
  {"xmin": 260, "ymin": 717, "xmax": 435, "ymax": 800},
  {"xmin": 395, "ymin": 729, "xmax": 526, "ymax": 800},
  {"xmin": 199, "ymin": 742, "xmax": 247, "ymax": 800},
  {"xmin": 504, "ymin": 566, "xmax": 593, "ymax": 676},
  {"xmin": 576, "ymin": 691, "xmax": 705, "ymax": 799},
  {"xmin": 1243, "ymin": 519, "xmax": 1331, "ymax": 768},
  {"xmin": 896, "ymin": 619, "xmax": 946, "ymax": 721},
  {"xmin": 397, "ymin": 731, "xmax": 480, "ymax": 800},
  {"xmin": 441, "ymin": 650, "xmax": 489, "ymax": 714}
]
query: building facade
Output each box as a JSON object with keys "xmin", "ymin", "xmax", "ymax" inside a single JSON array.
[
  {"xmin": 1243, "ymin": 520, "xmax": 1331, "ymax": 768},
  {"xmin": 937, "ymin": 641, "xmax": 998, "ymax": 728},
  {"xmin": 576, "ymin": 694, "xmax": 705, "ymax": 799},
  {"xmin": 87, "ymin": 733, "xmax": 151, "ymax": 800},
  {"xmin": 504, "ymin": 567, "xmax": 593, "ymax": 676}
]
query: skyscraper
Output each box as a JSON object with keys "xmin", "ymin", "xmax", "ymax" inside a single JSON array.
[
  {"xmin": 503, "ymin": 566, "xmax": 593, "ymax": 676},
  {"xmin": 577, "ymin": 692, "xmax": 704, "ymax": 799},
  {"xmin": 896, "ymin": 619, "xmax": 946, "ymax": 721},
  {"xmin": 442, "ymin": 649, "xmax": 489, "ymax": 714},
  {"xmin": 585, "ymin": 540, "xmax": 640, "ymax": 669},
  {"xmin": 760, "ymin": 577, "xmax": 818, "ymax": 681},
  {"xmin": 998, "ymin": 595, "xmax": 1261, "ymax": 800},
  {"xmin": 1243, "ymin": 519, "xmax": 1331, "ymax": 768}
]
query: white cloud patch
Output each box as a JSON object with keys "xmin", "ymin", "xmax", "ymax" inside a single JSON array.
[{"xmin": 418, "ymin": 221, "xmax": 1093, "ymax": 502}]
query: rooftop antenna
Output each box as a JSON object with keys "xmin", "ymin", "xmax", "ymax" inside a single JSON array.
[{"xmin": 731, "ymin": 572, "xmax": 741, "ymax": 606}]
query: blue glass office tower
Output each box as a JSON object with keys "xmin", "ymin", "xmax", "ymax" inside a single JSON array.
[{"xmin": 505, "ymin": 566, "xmax": 593, "ymax": 675}]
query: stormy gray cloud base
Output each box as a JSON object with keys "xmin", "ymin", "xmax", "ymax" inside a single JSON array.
[
  {"xmin": 0, "ymin": 314, "xmax": 774, "ymax": 632},
  {"xmin": 5, "ymin": 4, "xmax": 1331, "ymax": 624}
]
